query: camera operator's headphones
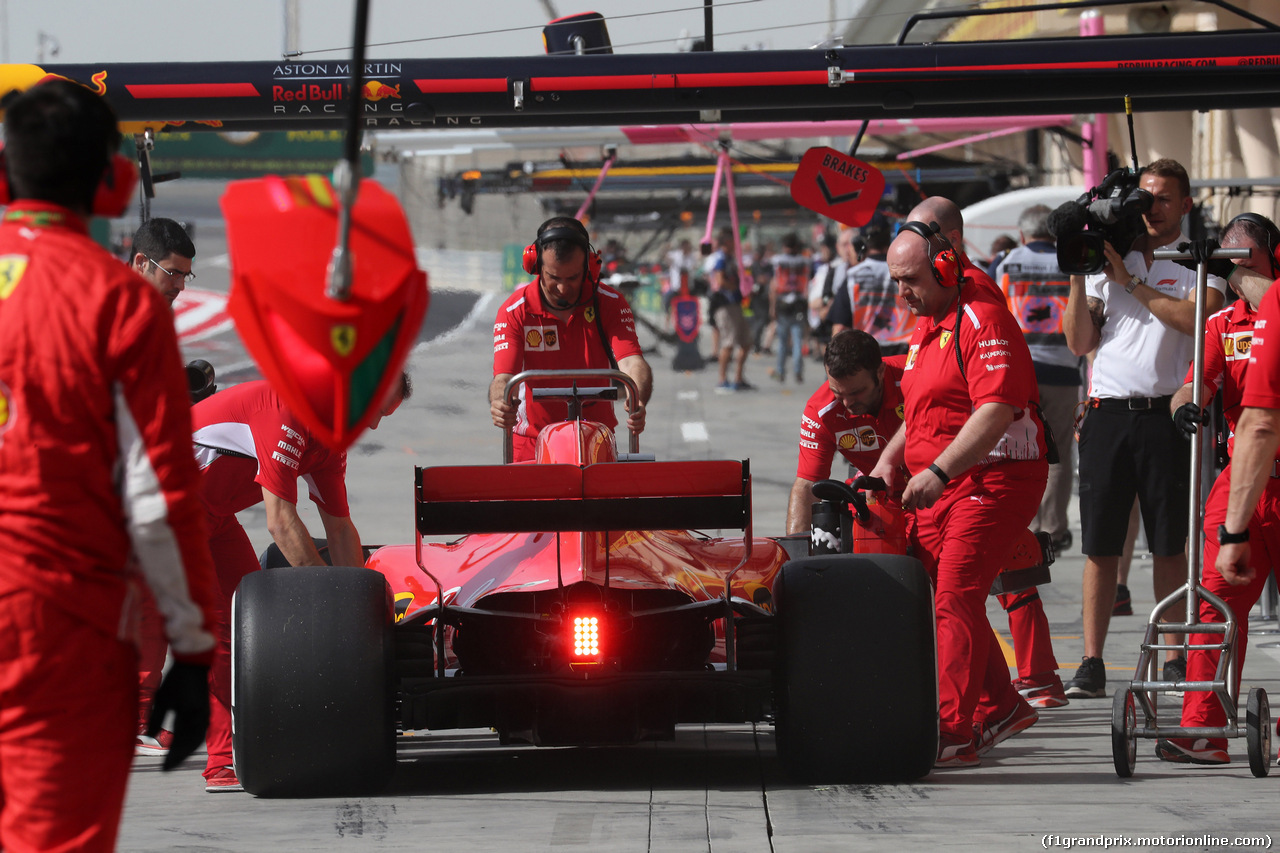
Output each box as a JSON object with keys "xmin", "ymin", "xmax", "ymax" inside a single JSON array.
[
  {"xmin": 852, "ymin": 231, "xmax": 868, "ymax": 261},
  {"xmin": 899, "ymin": 220, "xmax": 964, "ymax": 288},
  {"xmin": 1226, "ymin": 212, "xmax": 1280, "ymax": 277},
  {"xmin": 521, "ymin": 218, "xmax": 603, "ymax": 283}
]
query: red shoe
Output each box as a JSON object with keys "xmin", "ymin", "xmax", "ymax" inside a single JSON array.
[
  {"xmin": 974, "ymin": 700, "xmax": 1039, "ymax": 756},
  {"xmin": 204, "ymin": 766, "xmax": 244, "ymax": 793},
  {"xmin": 935, "ymin": 733, "xmax": 980, "ymax": 768},
  {"xmin": 1155, "ymin": 738, "xmax": 1229, "ymax": 765},
  {"xmin": 134, "ymin": 729, "xmax": 173, "ymax": 756},
  {"xmin": 1013, "ymin": 673, "xmax": 1070, "ymax": 709}
]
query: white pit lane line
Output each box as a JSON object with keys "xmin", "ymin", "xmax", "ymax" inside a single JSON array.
[{"xmin": 681, "ymin": 422, "xmax": 709, "ymax": 443}]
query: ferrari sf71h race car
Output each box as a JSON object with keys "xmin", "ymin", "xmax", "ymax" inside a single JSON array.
[{"xmin": 230, "ymin": 370, "xmax": 938, "ymax": 796}]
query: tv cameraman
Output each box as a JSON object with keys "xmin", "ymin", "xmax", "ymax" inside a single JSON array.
[{"xmin": 1061, "ymin": 158, "xmax": 1227, "ymax": 699}]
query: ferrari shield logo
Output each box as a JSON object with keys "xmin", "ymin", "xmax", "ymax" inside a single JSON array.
[
  {"xmin": 939, "ymin": 330, "xmax": 952, "ymax": 350},
  {"xmin": 330, "ymin": 324, "xmax": 357, "ymax": 357},
  {"xmin": 0, "ymin": 255, "xmax": 29, "ymax": 300},
  {"xmin": 584, "ymin": 306, "xmax": 596, "ymax": 323},
  {"xmin": 0, "ymin": 379, "xmax": 12, "ymax": 446},
  {"xmin": 896, "ymin": 403, "xmax": 905, "ymax": 420}
]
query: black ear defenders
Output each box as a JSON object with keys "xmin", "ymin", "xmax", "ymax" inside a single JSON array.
[{"xmin": 899, "ymin": 220, "xmax": 963, "ymax": 288}]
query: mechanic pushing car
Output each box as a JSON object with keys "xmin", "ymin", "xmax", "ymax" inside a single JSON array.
[
  {"xmin": 785, "ymin": 329, "xmax": 908, "ymax": 535},
  {"xmin": 187, "ymin": 373, "xmax": 409, "ymax": 792},
  {"xmin": 869, "ymin": 219, "xmax": 1050, "ymax": 769},
  {"xmin": 490, "ymin": 216, "xmax": 653, "ymax": 462},
  {"xmin": 0, "ymin": 80, "xmax": 217, "ymax": 851}
]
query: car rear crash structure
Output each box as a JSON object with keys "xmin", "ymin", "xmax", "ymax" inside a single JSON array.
[{"xmin": 231, "ymin": 373, "xmax": 937, "ymax": 795}]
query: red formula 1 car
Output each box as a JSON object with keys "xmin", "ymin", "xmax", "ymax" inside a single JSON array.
[{"xmin": 230, "ymin": 370, "xmax": 937, "ymax": 796}]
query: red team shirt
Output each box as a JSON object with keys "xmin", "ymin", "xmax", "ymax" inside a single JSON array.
[
  {"xmin": 901, "ymin": 281, "xmax": 1047, "ymax": 477},
  {"xmin": 1187, "ymin": 299, "xmax": 1261, "ymax": 454},
  {"xmin": 493, "ymin": 279, "xmax": 643, "ymax": 437},
  {"xmin": 191, "ymin": 381, "xmax": 350, "ymax": 518},
  {"xmin": 0, "ymin": 202, "xmax": 215, "ymax": 653},
  {"xmin": 796, "ymin": 357, "xmax": 907, "ymax": 481}
]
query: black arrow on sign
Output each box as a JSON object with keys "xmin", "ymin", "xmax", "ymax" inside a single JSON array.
[{"xmin": 816, "ymin": 173, "xmax": 863, "ymax": 206}]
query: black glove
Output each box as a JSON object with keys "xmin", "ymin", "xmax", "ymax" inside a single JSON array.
[
  {"xmin": 1172, "ymin": 402, "xmax": 1209, "ymax": 440},
  {"xmin": 147, "ymin": 662, "xmax": 210, "ymax": 771}
]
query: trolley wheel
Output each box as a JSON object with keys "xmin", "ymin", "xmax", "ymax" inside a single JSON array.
[
  {"xmin": 1111, "ymin": 687, "xmax": 1137, "ymax": 778},
  {"xmin": 1246, "ymin": 687, "xmax": 1272, "ymax": 778}
]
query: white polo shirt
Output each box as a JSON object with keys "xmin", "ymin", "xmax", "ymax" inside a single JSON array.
[{"xmin": 1084, "ymin": 233, "xmax": 1226, "ymax": 399}]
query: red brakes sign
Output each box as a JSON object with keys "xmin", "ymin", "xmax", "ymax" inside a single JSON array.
[{"xmin": 790, "ymin": 146, "xmax": 885, "ymax": 227}]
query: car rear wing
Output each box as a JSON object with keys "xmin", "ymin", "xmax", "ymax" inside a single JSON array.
[{"xmin": 415, "ymin": 459, "xmax": 751, "ymax": 536}]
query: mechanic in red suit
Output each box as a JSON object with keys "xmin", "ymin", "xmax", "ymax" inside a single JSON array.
[
  {"xmin": 785, "ymin": 329, "xmax": 907, "ymax": 534},
  {"xmin": 1159, "ymin": 214, "xmax": 1280, "ymax": 764},
  {"xmin": 0, "ymin": 81, "xmax": 216, "ymax": 852},
  {"xmin": 904, "ymin": 197, "xmax": 1068, "ymax": 711},
  {"xmin": 491, "ymin": 217, "xmax": 653, "ymax": 462},
  {"xmin": 191, "ymin": 375, "xmax": 408, "ymax": 792},
  {"xmin": 870, "ymin": 220, "xmax": 1049, "ymax": 768}
]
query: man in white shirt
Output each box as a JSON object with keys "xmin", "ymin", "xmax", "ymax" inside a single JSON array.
[{"xmin": 1061, "ymin": 158, "xmax": 1226, "ymax": 699}]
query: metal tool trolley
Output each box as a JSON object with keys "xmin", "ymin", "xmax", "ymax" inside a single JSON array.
[{"xmin": 1111, "ymin": 243, "xmax": 1272, "ymax": 778}]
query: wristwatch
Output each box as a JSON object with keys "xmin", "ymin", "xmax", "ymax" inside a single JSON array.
[
  {"xmin": 1124, "ymin": 275, "xmax": 1145, "ymax": 294},
  {"xmin": 1218, "ymin": 524, "xmax": 1249, "ymax": 545}
]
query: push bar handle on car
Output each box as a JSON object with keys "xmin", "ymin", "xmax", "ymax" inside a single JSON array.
[{"xmin": 503, "ymin": 369, "xmax": 641, "ymax": 463}]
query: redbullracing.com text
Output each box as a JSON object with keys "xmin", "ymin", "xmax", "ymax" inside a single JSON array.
[{"xmin": 1043, "ymin": 835, "xmax": 1272, "ymax": 850}]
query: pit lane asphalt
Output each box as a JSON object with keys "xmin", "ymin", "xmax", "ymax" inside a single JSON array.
[{"xmin": 119, "ymin": 189, "xmax": 1280, "ymax": 852}]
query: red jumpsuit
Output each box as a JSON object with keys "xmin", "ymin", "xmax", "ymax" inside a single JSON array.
[
  {"xmin": 1181, "ymin": 299, "xmax": 1280, "ymax": 750},
  {"xmin": 191, "ymin": 381, "xmax": 351, "ymax": 781},
  {"xmin": 493, "ymin": 280, "xmax": 643, "ymax": 461},
  {"xmin": 0, "ymin": 202, "xmax": 216, "ymax": 852},
  {"xmin": 901, "ymin": 280, "xmax": 1049, "ymax": 742}
]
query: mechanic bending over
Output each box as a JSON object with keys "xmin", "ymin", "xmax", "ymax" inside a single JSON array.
[
  {"xmin": 0, "ymin": 81, "xmax": 217, "ymax": 852},
  {"xmin": 870, "ymin": 220, "xmax": 1050, "ymax": 769},
  {"xmin": 131, "ymin": 216, "xmax": 196, "ymax": 306},
  {"xmin": 491, "ymin": 216, "xmax": 653, "ymax": 462},
  {"xmin": 785, "ymin": 329, "xmax": 907, "ymax": 535},
  {"xmin": 186, "ymin": 373, "xmax": 410, "ymax": 793}
]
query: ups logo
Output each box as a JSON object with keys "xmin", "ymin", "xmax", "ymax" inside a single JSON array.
[
  {"xmin": 1225, "ymin": 332, "xmax": 1252, "ymax": 358},
  {"xmin": 857, "ymin": 427, "xmax": 877, "ymax": 447}
]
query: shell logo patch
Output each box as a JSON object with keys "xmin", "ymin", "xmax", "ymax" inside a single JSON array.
[
  {"xmin": 1225, "ymin": 332, "xmax": 1252, "ymax": 360},
  {"xmin": 330, "ymin": 324, "xmax": 356, "ymax": 357},
  {"xmin": 526, "ymin": 328, "xmax": 543, "ymax": 348},
  {"xmin": 939, "ymin": 330, "xmax": 952, "ymax": 350},
  {"xmin": 584, "ymin": 306, "xmax": 596, "ymax": 323},
  {"xmin": 0, "ymin": 255, "xmax": 30, "ymax": 300},
  {"xmin": 838, "ymin": 433, "xmax": 857, "ymax": 450}
]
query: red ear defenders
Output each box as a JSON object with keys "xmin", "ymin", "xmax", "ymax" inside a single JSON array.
[
  {"xmin": 1226, "ymin": 211, "xmax": 1280, "ymax": 277},
  {"xmin": 0, "ymin": 150, "xmax": 138, "ymax": 219},
  {"xmin": 521, "ymin": 224, "xmax": 603, "ymax": 282},
  {"xmin": 899, "ymin": 219, "xmax": 963, "ymax": 288}
]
